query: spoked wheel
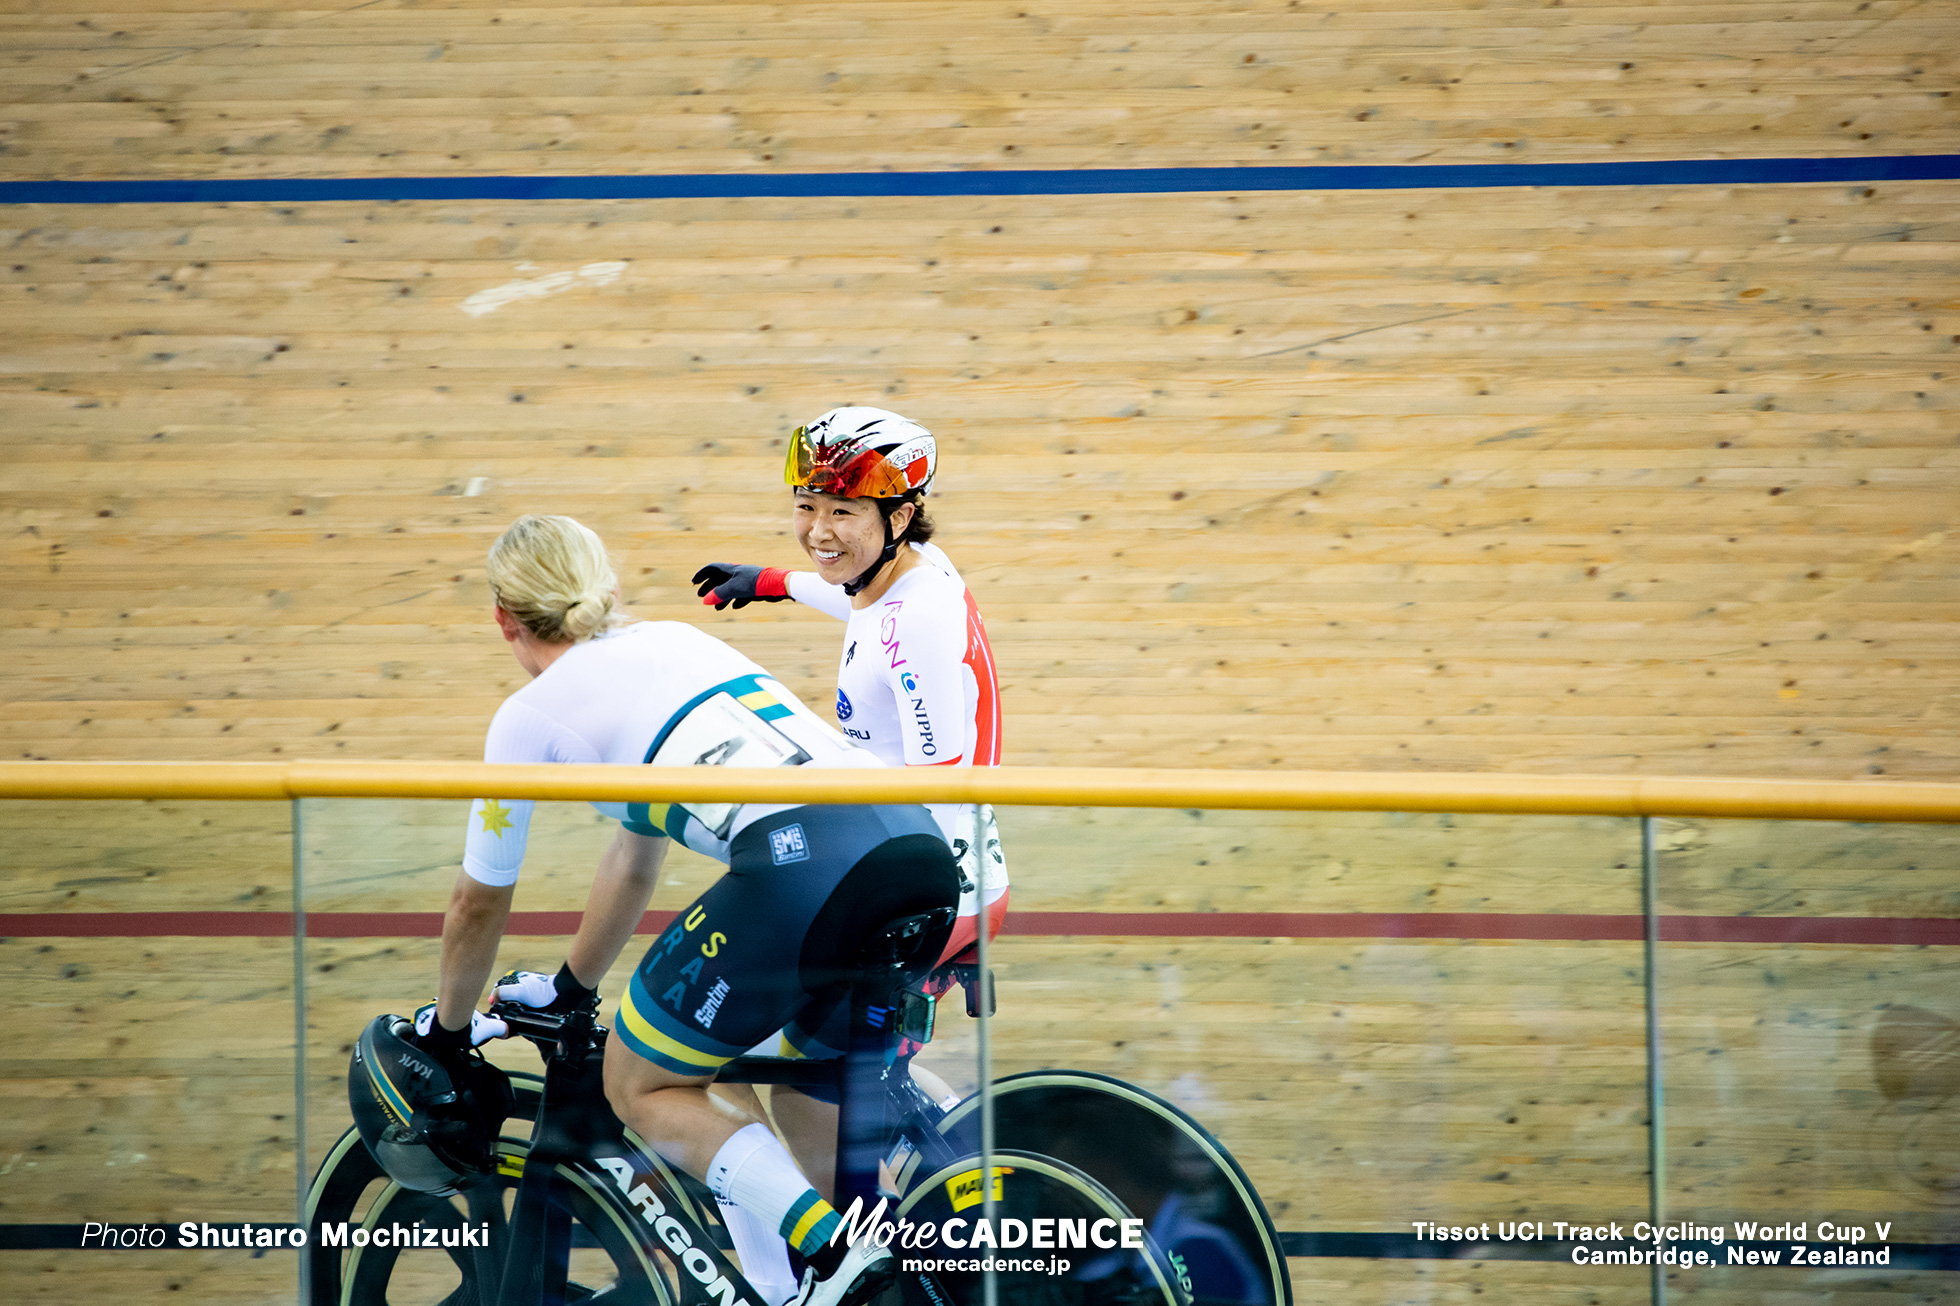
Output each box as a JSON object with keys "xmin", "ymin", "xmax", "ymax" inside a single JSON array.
[
  {"xmin": 306, "ymin": 1074, "xmax": 693, "ymax": 1305},
  {"xmin": 893, "ymin": 1149, "xmax": 1190, "ymax": 1306},
  {"xmin": 938, "ymin": 1073, "xmax": 1290, "ymax": 1306}
]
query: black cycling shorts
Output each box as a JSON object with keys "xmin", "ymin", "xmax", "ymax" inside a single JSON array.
[{"xmin": 615, "ymin": 804, "xmax": 958, "ymax": 1077}]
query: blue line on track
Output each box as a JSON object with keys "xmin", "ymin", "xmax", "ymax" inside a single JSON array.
[{"xmin": 3, "ymin": 155, "xmax": 1958, "ymax": 204}]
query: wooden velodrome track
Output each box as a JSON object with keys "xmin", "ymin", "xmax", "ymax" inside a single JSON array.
[{"xmin": 3, "ymin": 0, "xmax": 1959, "ymax": 1302}]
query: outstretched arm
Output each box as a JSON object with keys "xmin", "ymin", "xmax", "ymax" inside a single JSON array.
[
  {"xmin": 785, "ymin": 571, "xmax": 853, "ymax": 621},
  {"xmin": 436, "ymin": 873, "xmax": 515, "ymax": 1030},
  {"xmin": 567, "ymin": 827, "xmax": 671, "ymax": 990},
  {"xmin": 692, "ymin": 562, "xmax": 852, "ymax": 621}
]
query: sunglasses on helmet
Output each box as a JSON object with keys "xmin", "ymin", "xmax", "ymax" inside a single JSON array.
[{"xmin": 784, "ymin": 424, "xmax": 929, "ymax": 499}]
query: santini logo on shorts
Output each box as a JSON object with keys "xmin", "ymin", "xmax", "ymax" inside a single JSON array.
[
  {"xmin": 693, "ymin": 977, "xmax": 731, "ymax": 1029},
  {"xmin": 770, "ymin": 824, "xmax": 811, "ymax": 865}
]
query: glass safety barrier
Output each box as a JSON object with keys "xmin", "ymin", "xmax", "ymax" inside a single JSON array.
[
  {"xmin": 1, "ymin": 770, "xmax": 1954, "ymax": 1306},
  {"xmin": 0, "ymin": 797, "xmax": 300, "ymax": 1301},
  {"xmin": 1653, "ymin": 816, "xmax": 1960, "ymax": 1304},
  {"xmin": 988, "ymin": 806, "xmax": 1650, "ymax": 1306}
]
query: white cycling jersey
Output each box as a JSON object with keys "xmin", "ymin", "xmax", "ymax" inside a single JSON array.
[
  {"xmin": 785, "ymin": 542, "xmax": 1007, "ymax": 928},
  {"xmin": 461, "ymin": 620, "xmax": 880, "ymax": 887}
]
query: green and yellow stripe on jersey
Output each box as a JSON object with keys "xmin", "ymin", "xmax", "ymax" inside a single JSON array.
[{"xmin": 622, "ymin": 673, "xmax": 796, "ymax": 836}]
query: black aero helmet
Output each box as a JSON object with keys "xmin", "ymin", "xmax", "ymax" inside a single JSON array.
[{"xmin": 348, "ymin": 1014, "xmax": 513, "ymax": 1195}]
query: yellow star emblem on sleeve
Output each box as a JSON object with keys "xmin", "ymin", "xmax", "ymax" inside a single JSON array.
[{"xmin": 477, "ymin": 798, "xmax": 515, "ymax": 837}]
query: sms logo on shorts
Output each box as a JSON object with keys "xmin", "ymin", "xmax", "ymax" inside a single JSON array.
[
  {"xmin": 770, "ymin": 824, "xmax": 810, "ymax": 866},
  {"xmin": 899, "ymin": 672, "xmax": 918, "ymax": 694},
  {"xmin": 835, "ymin": 689, "xmax": 853, "ymax": 721}
]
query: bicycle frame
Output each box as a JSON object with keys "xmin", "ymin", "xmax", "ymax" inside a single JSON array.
[{"xmin": 481, "ymin": 968, "xmax": 965, "ymax": 1306}]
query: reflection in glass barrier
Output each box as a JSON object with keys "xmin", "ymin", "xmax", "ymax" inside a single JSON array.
[
  {"xmin": 986, "ymin": 807, "xmax": 1652, "ymax": 1306},
  {"xmin": 11, "ymin": 791, "xmax": 1954, "ymax": 1306},
  {"xmin": 1655, "ymin": 817, "xmax": 1960, "ymax": 1304},
  {"xmin": 1, "ymin": 798, "xmax": 298, "ymax": 1300},
  {"xmin": 301, "ymin": 797, "xmax": 986, "ymax": 1306}
]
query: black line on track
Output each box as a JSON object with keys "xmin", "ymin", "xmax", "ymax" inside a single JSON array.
[{"xmin": 6, "ymin": 1224, "xmax": 1956, "ymax": 1269}]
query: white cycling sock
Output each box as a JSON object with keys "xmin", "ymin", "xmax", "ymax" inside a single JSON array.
[
  {"xmin": 706, "ymin": 1123, "xmax": 841, "ymax": 1256},
  {"xmin": 719, "ymin": 1197, "xmax": 800, "ymax": 1306}
]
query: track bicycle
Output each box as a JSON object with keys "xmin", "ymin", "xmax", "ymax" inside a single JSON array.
[{"xmin": 305, "ymin": 912, "xmax": 1291, "ymax": 1306}]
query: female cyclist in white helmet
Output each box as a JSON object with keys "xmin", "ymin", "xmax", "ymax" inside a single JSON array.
[{"xmin": 692, "ymin": 406, "xmax": 1009, "ymax": 963}]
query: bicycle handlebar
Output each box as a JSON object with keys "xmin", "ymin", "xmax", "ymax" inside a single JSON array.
[{"xmin": 488, "ymin": 1001, "xmax": 576, "ymax": 1041}]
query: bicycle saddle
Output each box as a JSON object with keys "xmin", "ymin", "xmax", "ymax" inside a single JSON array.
[{"xmin": 858, "ymin": 907, "xmax": 958, "ymax": 966}]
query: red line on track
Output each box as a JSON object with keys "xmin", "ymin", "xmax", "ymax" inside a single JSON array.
[{"xmin": 2, "ymin": 910, "xmax": 1955, "ymax": 945}]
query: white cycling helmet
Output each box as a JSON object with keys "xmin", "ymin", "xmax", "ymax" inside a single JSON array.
[
  {"xmin": 783, "ymin": 406, "xmax": 938, "ymax": 595},
  {"xmin": 784, "ymin": 406, "xmax": 936, "ymax": 500}
]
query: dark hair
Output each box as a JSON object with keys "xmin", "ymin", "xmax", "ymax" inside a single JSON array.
[{"xmin": 880, "ymin": 493, "xmax": 935, "ymax": 545}]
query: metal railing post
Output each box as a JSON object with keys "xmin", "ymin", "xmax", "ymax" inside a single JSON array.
[
  {"xmin": 1642, "ymin": 815, "xmax": 1666, "ymax": 1306},
  {"xmin": 972, "ymin": 805, "xmax": 997, "ymax": 1306},
  {"xmin": 292, "ymin": 797, "xmax": 310, "ymax": 1304}
]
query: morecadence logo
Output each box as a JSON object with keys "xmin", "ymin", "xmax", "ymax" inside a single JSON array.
[{"xmin": 833, "ymin": 1196, "xmax": 1146, "ymax": 1256}]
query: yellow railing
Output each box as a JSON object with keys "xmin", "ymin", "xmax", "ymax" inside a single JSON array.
[{"xmin": 0, "ymin": 762, "xmax": 1956, "ymax": 822}]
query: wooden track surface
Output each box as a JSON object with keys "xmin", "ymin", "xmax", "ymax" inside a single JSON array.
[
  {"xmin": 5, "ymin": 180, "xmax": 1957, "ymax": 778},
  {"xmin": 1, "ymin": 0, "xmax": 1956, "ymax": 179}
]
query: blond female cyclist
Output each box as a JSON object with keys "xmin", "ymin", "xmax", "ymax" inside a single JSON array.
[{"xmin": 420, "ymin": 514, "xmax": 955, "ymax": 1306}]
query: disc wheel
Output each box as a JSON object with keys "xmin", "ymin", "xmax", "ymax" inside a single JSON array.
[
  {"xmin": 893, "ymin": 1148, "xmax": 1188, "ymax": 1306},
  {"xmin": 306, "ymin": 1073, "xmax": 697, "ymax": 1305},
  {"xmin": 938, "ymin": 1073, "xmax": 1290, "ymax": 1306}
]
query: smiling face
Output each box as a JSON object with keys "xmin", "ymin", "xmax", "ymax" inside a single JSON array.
[
  {"xmin": 792, "ymin": 488, "xmax": 885, "ymax": 585},
  {"xmin": 792, "ymin": 488, "xmax": 915, "ymax": 587}
]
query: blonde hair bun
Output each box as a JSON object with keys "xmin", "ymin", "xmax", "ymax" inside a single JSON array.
[{"xmin": 487, "ymin": 514, "xmax": 619, "ymax": 643}]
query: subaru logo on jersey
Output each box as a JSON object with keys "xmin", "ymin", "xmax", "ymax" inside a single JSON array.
[
  {"xmin": 899, "ymin": 671, "xmax": 918, "ymax": 694},
  {"xmin": 835, "ymin": 689, "xmax": 853, "ymax": 721},
  {"xmin": 770, "ymin": 824, "xmax": 810, "ymax": 866}
]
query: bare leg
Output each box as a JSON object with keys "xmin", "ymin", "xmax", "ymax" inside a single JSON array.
[
  {"xmin": 766, "ymin": 1087, "xmax": 838, "ymax": 1203},
  {"xmin": 765, "ymin": 1058, "xmax": 966, "ymax": 1203},
  {"xmin": 607, "ymin": 1033, "xmax": 878, "ymax": 1301},
  {"xmin": 603, "ymin": 1036, "xmax": 758, "ymax": 1178},
  {"xmin": 713, "ymin": 1081, "xmax": 769, "ymax": 1126}
]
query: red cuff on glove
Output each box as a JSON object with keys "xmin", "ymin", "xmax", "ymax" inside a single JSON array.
[{"xmin": 756, "ymin": 568, "xmax": 790, "ymax": 597}]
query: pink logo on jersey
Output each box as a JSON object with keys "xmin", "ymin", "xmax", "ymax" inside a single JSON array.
[{"xmin": 879, "ymin": 601, "xmax": 906, "ymax": 670}]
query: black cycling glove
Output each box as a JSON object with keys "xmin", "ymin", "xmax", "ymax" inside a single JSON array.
[{"xmin": 692, "ymin": 563, "xmax": 792, "ymax": 611}]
